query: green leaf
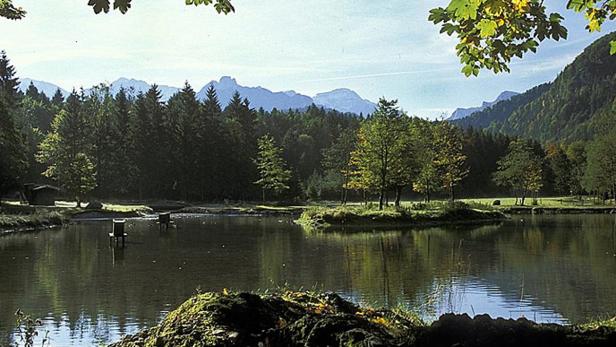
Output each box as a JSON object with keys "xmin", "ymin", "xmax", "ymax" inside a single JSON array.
[
  {"xmin": 88, "ymin": 0, "xmax": 110, "ymax": 14},
  {"xmin": 610, "ymin": 40, "xmax": 616, "ymax": 55},
  {"xmin": 477, "ymin": 19, "xmax": 497, "ymax": 37}
]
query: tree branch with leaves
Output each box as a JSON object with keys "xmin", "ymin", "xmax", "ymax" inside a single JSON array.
[{"xmin": 430, "ymin": 0, "xmax": 616, "ymax": 76}]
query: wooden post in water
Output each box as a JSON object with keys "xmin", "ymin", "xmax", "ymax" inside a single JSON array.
[
  {"xmin": 158, "ymin": 212, "xmax": 171, "ymax": 231},
  {"xmin": 109, "ymin": 219, "xmax": 127, "ymax": 247}
]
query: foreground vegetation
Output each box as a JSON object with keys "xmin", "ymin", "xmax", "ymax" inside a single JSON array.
[
  {"xmin": 109, "ymin": 290, "xmax": 616, "ymax": 347},
  {"xmin": 0, "ymin": 211, "xmax": 66, "ymax": 231}
]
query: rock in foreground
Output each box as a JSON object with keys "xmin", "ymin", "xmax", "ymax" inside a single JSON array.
[{"xmin": 109, "ymin": 291, "xmax": 616, "ymax": 347}]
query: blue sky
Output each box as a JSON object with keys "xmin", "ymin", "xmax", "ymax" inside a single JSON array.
[{"xmin": 0, "ymin": 0, "xmax": 614, "ymax": 118}]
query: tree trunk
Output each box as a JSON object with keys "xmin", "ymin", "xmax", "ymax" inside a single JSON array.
[
  {"xmin": 449, "ymin": 183, "xmax": 455, "ymax": 203},
  {"xmin": 262, "ymin": 188, "xmax": 265, "ymax": 203},
  {"xmin": 379, "ymin": 190, "xmax": 384, "ymax": 210},
  {"xmin": 395, "ymin": 186, "xmax": 402, "ymax": 208}
]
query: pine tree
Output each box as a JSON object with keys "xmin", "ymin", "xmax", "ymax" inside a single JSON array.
[
  {"xmin": 199, "ymin": 84, "xmax": 223, "ymax": 199},
  {"xmin": 168, "ymin": 82, "xmax": 200, "ymax": 200},
  {"xmin": 224, "ymin": 91, "xmax": 258, "ymax": 199},
  {"xmin": 51, "ymin": 88, "xmax": 64, "ymax": 108},
  {"xmin": 0, "ymin": 51, "xmax": 26, "ymax": 201},
  {"xmin": 0, "ymin": 50, "xmax": 20, "ymax": 109},
  {"xmin": 113, "ymin": 88, "xmax": 135, "ymax": 196},
  {"xmin": 132, "ymin": 85, "xmax": 169, "ymax": 197},
  {"xmin": 86, "ymin": 85, "xmax": 120, "ymax": 197},
  {"xmin": 254, "ymin": 135, "xmax": 291, "ymax": 201}
]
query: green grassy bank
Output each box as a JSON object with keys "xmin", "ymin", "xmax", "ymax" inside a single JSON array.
[
  {"xmin": 0, "ymin": 201, "xmax": 152, "ymax": 232},
  {"xmin": 296, "ymin": 203, "xmax": 507, "ymax": 230},
  {"xmin": 108, "ymin": 290, "xmax": 616, "ymax": 347}
]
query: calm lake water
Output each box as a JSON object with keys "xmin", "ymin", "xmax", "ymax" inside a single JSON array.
[{"xmin": 1, "ymin": 214, "xmax": 616, "ymax": 345}]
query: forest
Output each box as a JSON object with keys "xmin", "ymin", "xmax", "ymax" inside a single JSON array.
[{"xmin": 0, "ymin": 50, "xmax": 615, "ymax": 207}]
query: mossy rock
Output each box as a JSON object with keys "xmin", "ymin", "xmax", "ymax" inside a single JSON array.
[
  {"xmin": 109, "ymin": 291, "xmax": 415, "ymax": 347},
  {"xmin": 109, "ymin": 291, "xmax": 616, "ymax": 347}
]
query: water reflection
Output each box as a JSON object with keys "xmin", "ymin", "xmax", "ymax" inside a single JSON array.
[{"xmin": 1, "ymin": 214, "xmax": 616, "ymax": 345}]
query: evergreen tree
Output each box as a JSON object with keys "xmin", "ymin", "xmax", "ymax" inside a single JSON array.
[
  {"xmin": 199, "ymin": 85, "xmax": 223, "ymax": 199},
  {"xmin": 0, "ymin": 51, "xmax": 26, "ymax": 201},
  {"xmin": 51, "ymin": 88, "xmax": 64, "ymax": 108},
  {"xmin": 130, "ymin": 86, "xmax": 168, "ymax": 198},
  {"xmin": 85, "ymin": 85, "xmax": 120, "ymax": 197},
  {"xmin": 0, "ymin": 101, "xmax": 26, "ymax": 202},
  {"xmin": 0, "ymin": 50, "xmax": 20, "ymax": 109},
  {"xmin": 113, "ymin": 88, "xmax": 135, "ymax": 196},
  {"xmin": 254, "ymin": 134, "xmax": 291, "ymax": 201},
  {"xmin": 168, "ymin": 82, "xmax": 200, "ymax": 200},
  {"xmin": 223, "ymin": 92, "xmax": 258, "ymax": 199}
]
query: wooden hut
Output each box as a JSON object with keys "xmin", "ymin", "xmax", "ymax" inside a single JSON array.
[{"xmin": 23, "ymin": 184, "xmax": 61, "ymax": 206}]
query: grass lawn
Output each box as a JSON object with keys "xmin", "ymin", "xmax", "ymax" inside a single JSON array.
[{"xmin": 339, "ymin": 196, "xmax": 613, "ymax": 209}]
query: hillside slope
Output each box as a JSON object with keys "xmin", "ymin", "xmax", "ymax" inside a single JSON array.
[{"xmin": 455, "ymin": 32, "xmax": 616, "ymax": 142}]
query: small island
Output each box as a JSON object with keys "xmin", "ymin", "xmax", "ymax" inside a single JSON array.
[{"xmin": 296, "ymin": 204, "xmax": 508, "ymax": 230}]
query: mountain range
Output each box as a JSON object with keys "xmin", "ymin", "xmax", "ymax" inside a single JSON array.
[
  {"xmin": 453, "ymin": 32, "xmax": 616, "ymax": 143},
  {"xmin": 19, "ymin": 76, "xmax": 377, "ymax": 116},
  {"xmin": 448, "ymin": 90, "xmax": 519, "ymax": 120}
]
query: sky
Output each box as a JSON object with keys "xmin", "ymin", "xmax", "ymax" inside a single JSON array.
[{"xmin": 0, "ymin": 0, "xmax": 615, "ymax": 119}]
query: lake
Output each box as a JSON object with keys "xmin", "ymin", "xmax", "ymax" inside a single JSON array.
[{"xmin": 1, "ymin": 214, "xmax": 616, "ymax": 346}]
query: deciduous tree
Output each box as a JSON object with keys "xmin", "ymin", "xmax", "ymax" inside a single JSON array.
[
  {"xmin": 433, "ymin": 121, "xmax": 468, "ymax": 202},
  {"xmin": 493, "ymin": 139, "xmax": 543, "ymax": 205},
  {"xmin": 254, "ymin": 134, "xmax": 291, "ymax": 201}
]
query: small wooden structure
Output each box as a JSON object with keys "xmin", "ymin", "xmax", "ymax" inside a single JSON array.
[
  {"xmin": 23, "ymin": 184, "xmax": 61, "ymax": 206},
  {"xmin": 158, "ymin": 212, "xmax": 172, "ymax": 230},
  {"xmin": 109, "ymin": 219, "xmax": 127, "ymax": 247}
]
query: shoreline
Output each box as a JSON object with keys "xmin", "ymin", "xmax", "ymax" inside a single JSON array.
[
  {"xmin": 503, "ymin": 206, "xmax": 616, "ymax": 214},
  {"xmin": 2, "ymin": 201, "xmax": 615, "ymax": 235}
]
